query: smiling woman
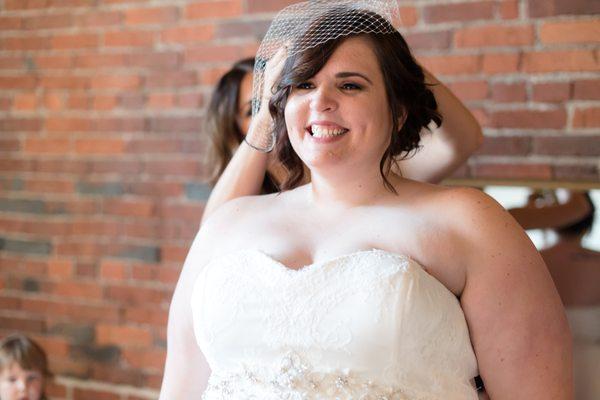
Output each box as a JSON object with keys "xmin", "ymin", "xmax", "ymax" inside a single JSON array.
[{"xmin": 160, "ymin": 2, "xmax": 573, "ymax": 399}]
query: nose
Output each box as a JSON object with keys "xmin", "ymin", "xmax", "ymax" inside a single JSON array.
[{"xmin": 310, "ymin": 85, "xmax": 338, "ymax": 113}]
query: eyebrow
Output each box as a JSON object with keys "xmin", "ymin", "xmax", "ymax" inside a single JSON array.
[{"xmin": 335, "ymin": 71, "xmax": 373, "ymax": 85}]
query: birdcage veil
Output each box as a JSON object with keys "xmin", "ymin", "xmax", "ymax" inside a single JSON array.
[{"xmin": 247, "ymin": 0, "xmax": 402, "ymax": 152}]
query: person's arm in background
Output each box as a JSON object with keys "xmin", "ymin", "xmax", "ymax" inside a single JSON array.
[
  {"xmin": 397, "ymin": 68, "xmax": 484, "ymax": 183},
  {"xmin": 201, "ymin": 49, "xmax": 288, "ymax": 225},
  {"xmin": 509, "ymin": 190, "xmax": 593, "ymax": 230}
]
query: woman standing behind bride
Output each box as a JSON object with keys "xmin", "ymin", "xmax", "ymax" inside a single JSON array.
[{"xmin": 160, "ymin": 3, "xmax": 572, "ymax": 399}]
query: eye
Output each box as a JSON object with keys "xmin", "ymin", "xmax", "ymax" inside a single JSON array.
[
  {"xmin": 244, "ymin": 108, "xmax": 252, "ymax": 117},
  {"xmin": 295, "ymin": 82, "xmax": 314, "ymax": 90},
  {"xmin": 340, "ymin": 82, "xmax": 362, "ymax": 91}
]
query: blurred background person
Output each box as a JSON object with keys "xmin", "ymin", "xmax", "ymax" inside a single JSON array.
[{"xmin": 0, "ymin": 334, "xmax": 52, "ymax": 400}]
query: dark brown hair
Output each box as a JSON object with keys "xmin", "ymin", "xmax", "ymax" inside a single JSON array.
[
  {"xmin": 205, "ymin": 57, "xmax": 279, "ymax": 194},
  {"xmin": 0, "ymin": 334, "xmax": 51, "ymax": 399},
  {"xmin": 269, "ymin": 8, "xmax": 442, "ymax": 192}
]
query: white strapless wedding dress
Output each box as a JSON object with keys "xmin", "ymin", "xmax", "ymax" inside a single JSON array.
[{"xmin": 191, "ymin": 249, "xmax": 480, "ymax": 399}]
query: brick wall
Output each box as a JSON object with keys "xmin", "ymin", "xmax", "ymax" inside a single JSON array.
[{"xmin": 0, "ymin": 0, "xmax": 598, "ymax": 399}]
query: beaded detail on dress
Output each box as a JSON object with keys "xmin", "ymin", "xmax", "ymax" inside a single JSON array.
[{"xmin": 192, "ymin": 249, "xmax": 480, "ymax": 400}]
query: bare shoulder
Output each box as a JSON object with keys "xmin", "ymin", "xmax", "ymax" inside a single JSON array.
[{"xmin": 201, "ymin": 192, "xmax": 280, "ymax": 233}]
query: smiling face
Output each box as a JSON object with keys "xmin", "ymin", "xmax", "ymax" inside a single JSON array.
[
  {"xmin": 283, "ymin": 36, "xmax": 395, "ymax": 174},
  {"xmin": 0, "ymin": 363, "xmax": 44, "ymax": 400}
]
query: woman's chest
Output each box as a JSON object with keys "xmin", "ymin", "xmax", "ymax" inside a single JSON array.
[{"xmin": 216, "ymin": 210, "xmax": 466, "ymax": 296}]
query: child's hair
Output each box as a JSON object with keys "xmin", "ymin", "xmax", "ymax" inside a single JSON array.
[{"xmin": 0, "ymin": 334, "xmax": 51, "ymax": 398}]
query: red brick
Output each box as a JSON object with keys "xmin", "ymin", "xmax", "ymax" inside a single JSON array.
[
  {"xmin": 124, "ymin": 51, "xmax": 181, "ymax": 68},
  {"xmin": 0, "ymin": 118, "xmax": 42, "ymax": 132},
  {"xmin": 491, "ymin": 109, "xmax": 567, "ymax": 129},
  {"xmin": 20, "ymin": 298, "xmax": 120, "ymax": 322},
  {"xmin": 423, "ymin": 1, "xmax": 494, "ymax": 23},
  {"xmin": 24, "ymin": 178, "xmax": 74, "ymax": 193},
  {"xmin": 33, "ymin": 336, "xmax": 69, "ymax": 357},
  {"xmin": 69, "ymin": 220, "xmax": 121, "ymax": 236},
  {"xmin": 160, "ymin": 245, "xmax": 189, "ymax": 262},
  {"xmin": 0, "ymin": 56, "xmax": 22, "ymax": 69},
  {"xmin": 144, "ymin": 160, "xmax": 200, "ymax": 176},
  {"xmin": 214, "ymin": 18, "xmax": 270, "ymax": 39},
  {"xmin": 103, "ymin": 199, "xmax": 155, "ymax": 217},
  {"xmin": 0, "ymin": 76, "xmax": 37, "ymax": 90},
  {"xmin": 476, "ymin": 136, "xmax": 530, "ymax": 156},
  {"xmin": 572, "ymin": 80, "xmax": 600, "ymax": 100},
  {"xmin": 125, "ymin": 6, "xmax": 178, "ymax": 25},
  {"xmin": 23, "ymin": 139, "xmax": 70, "ymax": 154},
  {"xmin": 100, "ymin": 260, "xmax": 128, "ymax": 281},
  {"xmin": 445, "ymin": 80, "xmax": 488, "ymax": 101},
  {"xmin": 4, "ymin": 36, "xmax": 50, "ymax": 50},
  {"xmin": 472, "ymin": 162, "xmax": 552, "ymax": 180},
  {"xmin": 185, "ymin": 0, "xmax": 243, "ymax": 19},
  {"xmin": 161, "ymin": 25, "xmax": 213, "ymax": 43},
  {"xmin": 522, "ymin": 50, "xmax": 599, "ymax": 73},
  {"xmin": 93, "ymin": 95, "xmax": 118, "ymax": 110},
  {"xmin": 128, "ymin": 182, "xmax": 183, "ymax": 197},
  {"xmin": 405, "ymin": 31, "xmax": 451, "ymax": 50},
  {"xmin": 75, "ymin": 53, "xmax": 126, "ymax": 68},
  {"xmin": 246, "ymin": 0, "xmax": 300, "ymax": 13},
  {"xmin": 145, "ymin": 71, "xmax": 196, "ymax": 88},
  {"xmin": 531, "ymin": 82, "xmax": 571, "ymax": 103},
  {"xmin": 540, "ymin": 19, "xmax": 600, "ymax": 44},
  {"xmin": 51, "ymin": 33, "xmax": 98, "ymax": 49},
  {"xmin": 52, "ymin": 281, "xmax": 103, "ymax": 299},
  {"xmin": 67, "ymin": 94, "xmax": 89, "ymax": 109},
  {"xmin": 47, "ymin": 260, "xmax": 73, "ymax": 278},
  {"xmin": 43, "ymin": 93, "xmax": 64, "ymax": 110},
  {"xmin": 528, "ymin": 0, "xmax": 600, "ymax": 18},
  {"xmin": 13, "ymin": 93, "xmax": 38, "ymax": 110},
  {"xmin": 73, "ymin": 388, "xmax": 120, "ymax": 400},
  {"xmin": 22, "ymin": 13, "xmax": 72, "ymax": 29},
  {"xmin": 34, "ymin": 55, "xmax": 73, "ymax": 69},
  {"xmin": 39, "ymin": 76, "xmax": 89, "ymax": 90},
  {"xmin": 147, "ymin": 93, "xmax": 174, "ymax": 109},
  {"xmin": 199, "ymin": 65, "xmax": 231, "ymax": 85},
  {"xmin": 122, "ymin": 348, "xmax": 165, "ymax": 370},
  {"xmin": 553, "ymin": 164, "xmax": 598, "ymax": 181},
  {"xmin": 177, "ymin": 92, "xmax": 203, "ymax": 108},
  {"xmin": 533, "ymin": 136, "xmax": 600, "ymax": 156},
  {"xmin": 455, "ymin": 25, "xmax": 534, "ymax": 47},
  {"xmin": 94, "ymin": 117, "xmax": 146, "ymax": 132},
  {"xmin": 75, "ymin": 139, "xmax": 125, "ymax": 154},
  {"xmin": 491, "ymin": 82, "xmax": 527, "ymax": 103},
  {"xmin": 76, "ymin": 11, "xmax": 122, "ymax": 27},
  {"xmin": 0, "ymin": 140, "xmax": 20, "ymax": 152},
  {"xmin": 125, "ymin": 307, "xmax": 168, "ymax": 326},
  {"xmin": 184, "ymin": 44, "xmax": 247, "ymax": 63},
  {"xmin": 104, "ymin": 31, "xmax": 155, "ymax": 47},
  {"xmin": 104, "ymin": 285, "xmax": 169, "ymax": 306},
  {"xmin": 0, "ymin": 16, "xmax": 22, "ymax": 29},
  {"xmin": 419, "ymin": 55, "xmax": 480, "ymax": 76},
  {"xmin": 482, "ymin": 52, "xmax": 520, "ymax": 74},
  {"xmin": 573, "ymin": 107, "xmax": 600, "ymax": 128},
  {"xmin": 148, "ymin": 116, "xmax": 202, "ymax": 133},
  {"xmin": 90, "ymin": 75, "xmax": 142, "ymax": 90},
  {"xmin": 46, "ymin": 117, "xmax": 93, "ymax": 132},
  {"xmin": 500, "ymin": 0, "xmax": 519, "ymax": 19},
  {"xmin": 158, "ymin": 203, "xmax": 204, "ymax": 220},
  {"xmin": 398, "ymin": 7, "xmax": 418, "ymax": 27}
]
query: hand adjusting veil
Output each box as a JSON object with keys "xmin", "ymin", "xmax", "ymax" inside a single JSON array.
[{"xmin": 245, "ymin": 0, "xmax": 402, "ymax": 152}]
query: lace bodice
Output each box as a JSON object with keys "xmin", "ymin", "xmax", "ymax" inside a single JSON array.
[{"xmin": 191, "ymin": 249, "xmax": 479, "ymax": 399}]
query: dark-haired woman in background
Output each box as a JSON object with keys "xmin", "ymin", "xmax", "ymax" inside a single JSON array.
[{"xmin": 203, "ymin": 53, "xmax": 484, "ymax": 222}]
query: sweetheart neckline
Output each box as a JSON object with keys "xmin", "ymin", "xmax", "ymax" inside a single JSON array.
[{"xmin": 239, "ymin": 248, "xmax": 424, "ymax": 274}]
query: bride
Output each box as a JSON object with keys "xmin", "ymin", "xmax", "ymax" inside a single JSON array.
[{"xmin": 159, "ymin": 4, "xmax": 572, "ymax": 399}]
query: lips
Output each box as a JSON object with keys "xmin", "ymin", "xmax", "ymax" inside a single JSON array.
[{"xmin": 306, "ymin": 122, "xmax": 349, "ymax": 138}]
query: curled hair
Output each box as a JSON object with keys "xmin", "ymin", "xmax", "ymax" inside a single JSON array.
[
  {"xmin": 0, "ymin": 334, "xmax": 51, "ymax": 399},
  {"xmin": 205, "ymin": 58, "xmax": 279, "ymax": 193},
  {"xmin": 556, "ymin": 192, "xmax": 596, "ymax": 236},
  {"xmin": 269, "ymin": 8, "xmax": 442, "ymax": 192}
]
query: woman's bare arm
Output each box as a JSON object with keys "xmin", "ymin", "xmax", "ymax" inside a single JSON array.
[
  {"xmin": 159, "ymin": 228, "xmax": 215, "ymax": 398},
  {"xmin": 397, "ymin": 69, "xmax": 483, "ymax": 183},
  {"xmin": 451, "ymin": 188, "xmax": 572, "ymax": 399}
]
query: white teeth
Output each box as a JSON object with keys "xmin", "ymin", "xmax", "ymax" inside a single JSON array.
[{"xmin": 311, "ymin": 125, "xmax": 347, "ymax": 138}]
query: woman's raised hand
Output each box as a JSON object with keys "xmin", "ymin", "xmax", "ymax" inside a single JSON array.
[{"xmin": 245, "ymin": 45, "xmax": 288, "ymax": 152}]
